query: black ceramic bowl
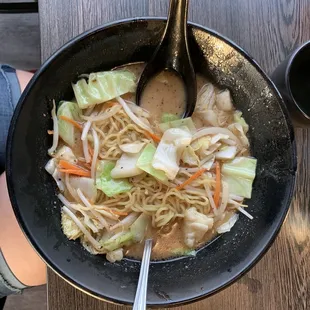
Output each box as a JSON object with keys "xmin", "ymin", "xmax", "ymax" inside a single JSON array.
[{"xmin": 6, "ymin": 18, "xmax": 296, "ymax": 306}]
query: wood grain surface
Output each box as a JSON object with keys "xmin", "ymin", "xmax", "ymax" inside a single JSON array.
[{"xmin": 39, "ymin": 0, "xmax": 310, "ymax": 309}]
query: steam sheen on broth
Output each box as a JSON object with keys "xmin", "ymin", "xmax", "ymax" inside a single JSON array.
[{"xmin": 46, "ymin": 62, "xmax": 257, "ymax": 262}]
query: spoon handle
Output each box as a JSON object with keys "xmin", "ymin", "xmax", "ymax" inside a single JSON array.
[
  {"xmin": 162, "ymin": 0, "xmax": 189, "ymax": 66},
  {"xmin": 133, "ymin": 239, "xmax": 153, "ymax": 310}
]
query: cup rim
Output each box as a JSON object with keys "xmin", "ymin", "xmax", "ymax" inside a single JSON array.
[{"xmin": 285, "ymin": 40, "xmax": 310, "ymax": 120}]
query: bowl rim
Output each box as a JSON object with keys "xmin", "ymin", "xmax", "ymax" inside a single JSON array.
[{"xmin": 6, "ymin": 17, "xmax": 297, "ymax": 306}]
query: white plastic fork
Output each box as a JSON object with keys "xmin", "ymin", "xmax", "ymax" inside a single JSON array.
[{"xmin": 133, "ymin": 239, "xmax": 153, "ymax": 310}]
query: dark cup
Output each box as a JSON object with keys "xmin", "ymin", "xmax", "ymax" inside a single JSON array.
[{"xmin": 272, "ymin": 41, "xmax": 310, "ymax": 127}]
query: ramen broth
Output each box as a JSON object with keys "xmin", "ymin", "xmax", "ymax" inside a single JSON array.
[
  {"xmin": 48, "ymin": 61, "xmax": 255, "ymax": 263},
  {"xmin": 122, "ymin": 63, "xmax": 231, "ymax": 259}
]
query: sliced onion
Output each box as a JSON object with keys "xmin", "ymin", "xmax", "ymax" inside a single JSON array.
[
  {"xmin": 91, "ymin": 128, "xmax": 99, "ymax": 180},
  {"xmin": 62, "ymin": 206, "xmax": 101, "ymax": 249},
  {"xmin": 193, "ymin": 127, "xmax": 241, "ymax": 145},
  {"xmin": 78, "ymin": 209, "xmax": 99, "ymax": 233},
  {"xmin": 82, "ymin": 105, "xmax": 121, "ymax": 122},
  {"xmin": 81, "ymin": 120, "xmax": 92, "ymax": 163},
  {"xmin": 210, "ymin": 133, "xmax": 230, "ymax": 144},
  {"xmin": 77, "ymin": 188, "xmax": 93, "ymax": 209},
  {"xmin": 110, "ymin": 212, "xmax": 138, "ymax": 231},
  {"xmin": 119, "ymin": 142, "xmax": 145, "ymax": 154},
  {"xmin": 57, "ymin": 193, "xmax": 74, "ymax": 211},
  {"xmin": 229, "ymin": 194, "xmax": 244, "ymax": 201},
  {"xmin": 222, "ymin": 139, "xmax": 236, "ymax": 146},
  {"xmin": 116, "ymin": 97, "xmax": 153, "ymax": 133},
  {"xmin": 215, "ymin": 146, "xmax": 237, "ymax": 160},
  {"xmin": 236, "ymin": 206, "xmax": 253, "ymax": 220},
  {"xmin": 203, "ymin": 183, "xmax": 217, "ymax": 213},
  {"xmin": 126, "ymin": 101, "xmax": 150, "ymax": 118},
  {"xmin": 218, "ymin": 181, "xmax": 229, "ymax": 214},
  {"xmin": 65, "ymin": 173, "xmax": 79, "ymax": 201},
  {"xmin": 94, "ymin": 208, "xmax": 119, "ymax": 220},
  {"xmin": 48, "ymin": 100, "xmax": 59, "ymax": 155},
  {"xmin": 81, "ymin": 120, "xmax": 92, "ymax": 140},
  {"xmin": 228, "ymin": 199, "xmax": 254, "ymax": 220},
  {"xmin": 217, "ymin": 213, "xmax": 239, "ymax": 233}
]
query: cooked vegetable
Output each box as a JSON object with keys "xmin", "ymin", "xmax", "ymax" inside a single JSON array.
[
  {"xmin": 199, "ymin": 110, "xmax": 219, "ymax": 127},
  {"xmin": 130, "ymin": 213, "xmax": 151, "ymax": 242},
  {"xmin": 110, "ymin": 213, "xmax": 139, "ymax": 231},
  {"xmin": 69, "ymin": 177, "xmax": 97, "ymax": 201},
  {"xmin": 222, "ymin": 157, "xmax": 257, "ymax": 198},
  {"xmin": 58, "ymin": 159, "xmax": 91, "ymax": 177},
  {"xmin": 152, "ymin": 128, "xmax": 192, "ymax": 180},
  {"xmin": 196, "ymin": 83, "xmax": 216, "ymax": 110},
  {"xmin": 54, "ymin": 146, "xmax": 77, "ymax": 162},
  {"xmin": 48, "ymin": 100, "xmax": 59, "ymax": 155},
  {"xmin": 61, "ymin": 212, "xmax": 83, "ymax": 240},
  {"xmin": 161, "ymin": 113, "xmax": 180, "ymax": 123},
  {"xmin": 45, "ymin": 158, "xmax": 65, "ymax": 191},
  {"xmin": 58, "ymin": 160, "xmax": 86, "ymax": 171},
  {"xmin": 106, "ymin": 248, "xmax": 124, "ymax": 263},
  {"xmin": 233, "ymin": 111, "xmax": 249, "ymax": 133},
  {"xmin": 144, "ymin": 131, "xmax": 161, "ymax": 143},
  {"xmin": 216, "ymin": 89, "xmax": 233, "ymax": 111},
  {"xmin": 96, "ymin": 161, "xmax": 132, "ymax": 197},
  {"xmin": 101, "ymin": 231, "xmax": 134, "ymax": 252},
  {"xmin": 62, "ymin": 206, "xmax": 101, "ymax": 249},
  {"xmin": 193, "ymin": 127, "xmax": 241, "ymax": 145},
  {"xmin": 57, "ymin": 101, "xmax": 81, "ymax": 147},
  {"xmin": 72, "ymin": 70, "xmax": 136, "ymax": 109},
  {"xmin": 171, "ymin": 248, "xmax": 196, "ymax": 256},
  {"xmin": 201, "ymin": 155, "xmax": 215, "ymax": 170},
  {"xmin": 47, "ymin": 66, "xmax": 258, "ymax": 263},
  {"xmin": 213, "ymin": 162, "xmax": 221, "ymax": 207},
  {"xmin": 215, "ymin": 146, "xmax": 237, "ymax": 160},
  {"xmin": 136, "ymin": 144, "xmax": 168, "ymax": 182},
  {"xmin": 58, "ymin": 169, "xmax": 91, "ymax": 177},
  {"xmin": 183, "ymin": 207, "xmax": 214, "ymax": 248},
  {"xmin": 117, "ymin": 96, "xmax": 153, "ymax": 132},
  {"xmin": 181, "ymin": 145, "xmax": 200, "ymax": 166},
  {"xmin": 216, "ymin": 213, "xmax": 239, "ymax": 233},
  {"xmin": 210, "ymin": 133, "xmax": 230, "ymax": 144},
  {"xmin": 159, "ymin": 117, "xmax": 196, "ymax": 134},
  {"xmin": 176, "ymin": 168, "xmax": 206, "ymax": 191},
  {"xmin": 228, "ymin": 123, "xmax": 249, "ymax": 147},
  {"xmin": 111, "ymin": 152, "xmax": 144, "ymax": 178},
  {"xmin": 119, "ymin": 142, "xmax": 145, "ymax": 154}
]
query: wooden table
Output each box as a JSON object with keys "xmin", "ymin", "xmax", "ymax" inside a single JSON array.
[{"xmin": 39, "ymin": 1, "xmax": 310, "ymax": 309}]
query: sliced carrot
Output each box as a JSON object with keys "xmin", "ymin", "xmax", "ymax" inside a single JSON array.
[
  {"xmin": 59, "ymin": 115, "xmax": 83, "ymax": 131},
  {"xmin": 176, "ymin": 168, "xmax": 207, "ymax": 191},
  {"xmin": 145, "ymin": 131, "xmax": 161, "ymax": 143},
  {"xmin": 58, "ymin": 169, "xmax": 91, "ymax": 177},
  {"xmin": 47, "ymin": 130, "xmax": 54, "ymax": 135},
  {"xmin": 58, "ymin": 160, "xmax": 88, "ymax": 171},
  {"xmin": 213, "ymin": 162, "xmax": 221, "ymax": 208},
  {"xmin": 109, "ymin": 210, "xmax": 128, "ymax": 216},
  {"xmin": 78, "ymin": 161, "xmax": 91, "ymax": 170}
]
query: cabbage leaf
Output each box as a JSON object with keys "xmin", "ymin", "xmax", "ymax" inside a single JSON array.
[
  {"xmin": 72, "ymin": 70, "xmax": 136, "ymax": 109},
  {"xmin": 159, "ymin": 117, "xmax": 196, "ymax": 134},
  {"xmin": 136, "ymin": 144, "xmax": 168, "ymax": 182},
  {"xmin": 57, "ymin": 101, "xmax": 81, "ymax": 147},
  {"xmin": 222, "ymin": 157, "xmax": 257, "ymax": 198},
  {"xmin": 152, "ymin": 128, "xmax": 192, "ymax": 180},
  {"xmin": 95, "ymin": 161, "xmax": 132, "ymax": 197},
  {"xmin": 161, "ymin": 113, "xmax": 180, "ymax": 123}
]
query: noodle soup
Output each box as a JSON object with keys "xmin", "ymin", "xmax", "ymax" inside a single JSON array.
[{"xmin": 45, "ymin": 63, "xmax": 257, "ymax": 262}]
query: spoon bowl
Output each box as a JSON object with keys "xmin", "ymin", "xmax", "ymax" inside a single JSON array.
[{"xmin": 136, "ymin": 0, "xmax": 196, "ymax": 117}]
